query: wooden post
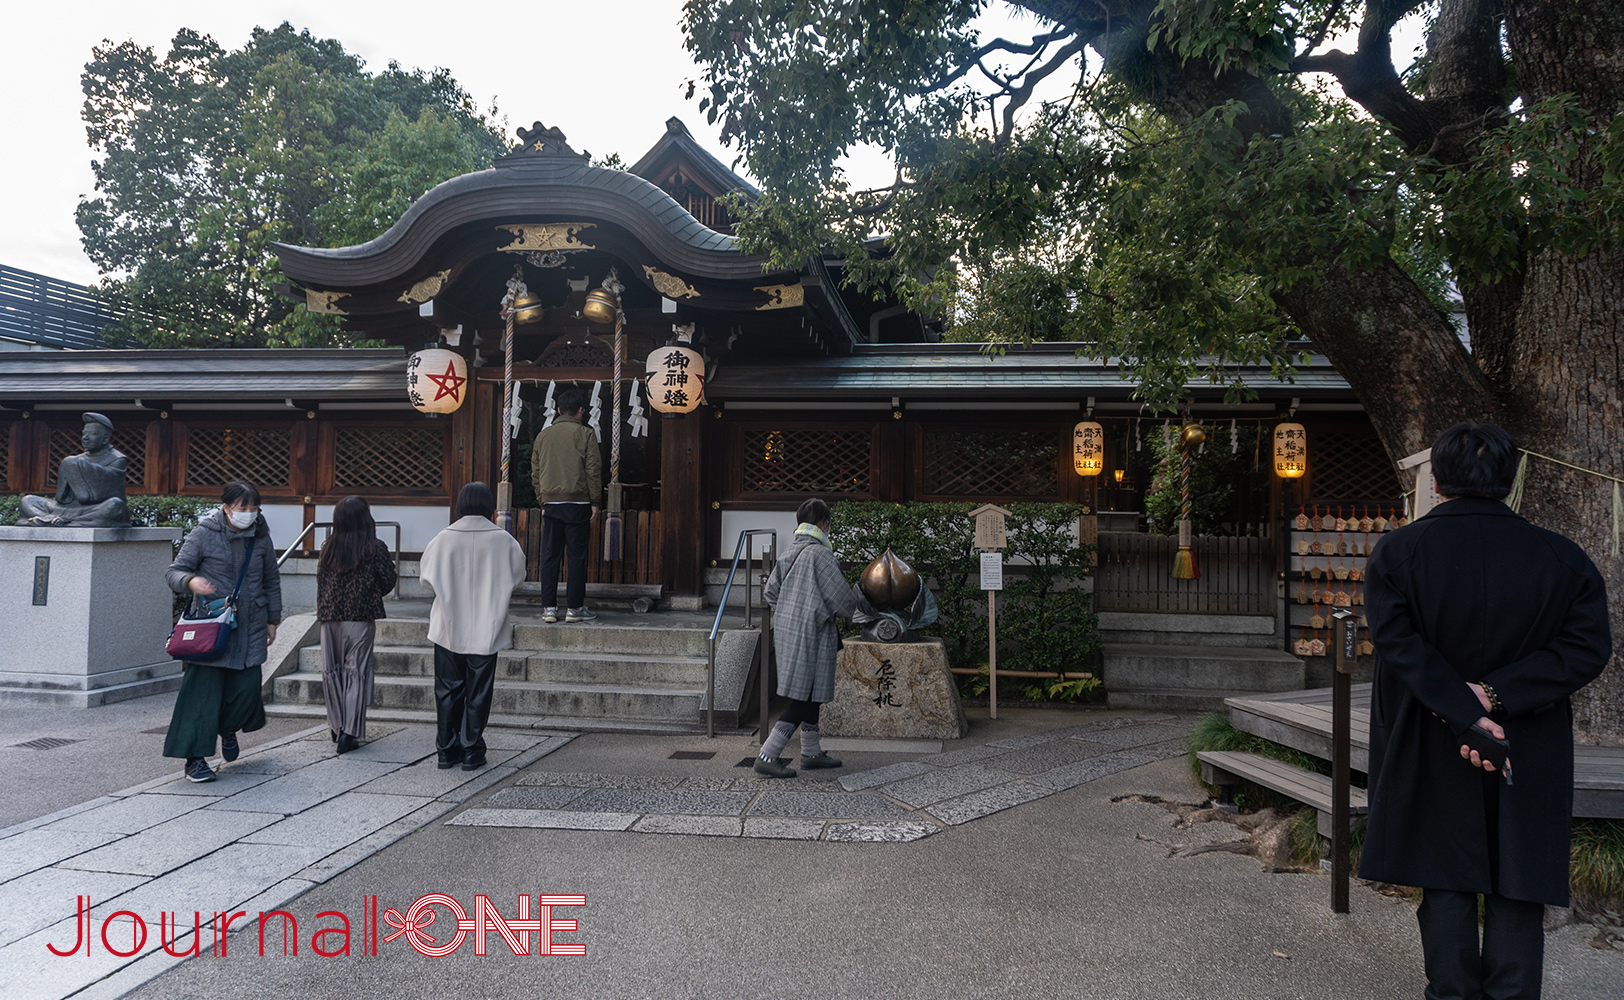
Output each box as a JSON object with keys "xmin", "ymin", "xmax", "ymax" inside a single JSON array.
[
  {"xmin": 660, "ymin": 411, "xmax": 706, "ymax": 596},
  {"xmin": 988, "ymin": 590, "xmax": 998, "ymax": 720},
  {"xmin": 1331, "ymin": 608, "xmax": 1357, "ymax": 914}
]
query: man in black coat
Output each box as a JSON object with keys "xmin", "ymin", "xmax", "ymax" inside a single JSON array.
[{"xmin": 1360, "ymin": 422, "xmax": 1612, "ymax": 1000}]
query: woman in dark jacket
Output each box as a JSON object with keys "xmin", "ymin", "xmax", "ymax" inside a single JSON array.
[
  {"xmin": 163, "ymin": 481, "xmax": 282, "ymax": 782},
  {"xmin": 317, "ymin": 495, "xmax": 397, "ymax": 754}
]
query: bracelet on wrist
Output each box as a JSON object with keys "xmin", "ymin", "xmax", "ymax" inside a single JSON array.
[{"xmin": 1481, "ymin": 682, "xmax": 1503, "ymax": 714}]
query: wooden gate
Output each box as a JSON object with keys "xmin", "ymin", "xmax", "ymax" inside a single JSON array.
[
  {"xmin": 514, "ymin": 508, "xmax": 665, "ymax": 587},
  {"xmin": 1094, "ymin": 531, "xmax": 1274, "ymax": 614}
]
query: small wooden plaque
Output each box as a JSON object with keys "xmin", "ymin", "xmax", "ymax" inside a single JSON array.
[{"xmin": 969, "ymin": 504, "xmax": 1010, "ymax": 550}]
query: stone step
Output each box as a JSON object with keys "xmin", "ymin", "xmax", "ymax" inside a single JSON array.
[
  {"xmin": 374, "ymin": 618, "xmax": 432, "ymax": 646},
  {"xmin": 296, "ymin": 645, "xmax": 709, "ymax": 688},
  {"xmin": 1096, "ymin": 629, "xmax": 1281, "ymax": 649},
  {"xmin": 1105, "ymin": 688, "xmax": 1238, "ymax": 713},
  {"xmin": 511, "ymin": 622, "xmax": 718, "ymax": 657},
  {"xmin": 1095, "ymin": 612, "xmax": 1280, "ymax": 650},
  {"xmin": 1103, "ymin": 643, "xmax": 1304, "ymax": 693},
  {"xmin": 273, "ymin": 671, "xmax": 704, "ymax": 724},
  {"xmin": 262, "ymin": 702, "xmax": 745, "ymax": 736}
]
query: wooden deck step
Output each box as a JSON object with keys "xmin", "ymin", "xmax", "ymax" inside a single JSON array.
[
  {"xmin": 1225, "ymin": 686, "xmax": 1624, "ymax": 819},
  {"xmin": 1197, "ymin": 749, "xmax": 1367, "ymax": 837}
]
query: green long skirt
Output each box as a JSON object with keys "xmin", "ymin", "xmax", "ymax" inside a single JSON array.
[{"xmin": 162, "ymin": 662, "xmax": 267, "ymax": 759}]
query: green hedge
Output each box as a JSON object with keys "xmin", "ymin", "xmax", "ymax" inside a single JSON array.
[
  {"xmin": 827, "ymin": 501, "xmax": 1102, "ymax": 697},
  {"xmin": 0, "ymin": 494, "xmax": 217, "ymax": 532}
]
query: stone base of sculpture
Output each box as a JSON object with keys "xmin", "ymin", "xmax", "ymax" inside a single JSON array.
[
  {"xmin": 0, "ymin": 527, "xmax": 183, "ymax": 707},
  {"xmin": 821, "ymin": 639, "xmax": 968, "ymax": 740}
]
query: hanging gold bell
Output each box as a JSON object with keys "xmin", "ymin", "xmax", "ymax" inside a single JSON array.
[
  {"xmin": 512, "ymin": 291, "xmax": 545, "ymax": 324},
  {"xmin": 582, "ymin": 286, "xmax": 620, "ymax": 325},
  {"xmin": 1181, "ymin": 422, "xmax": 1206, "ymax": 445},
  {"xmin": 859, "ymin": 548, "xmax": 921, "ymax": 609}
]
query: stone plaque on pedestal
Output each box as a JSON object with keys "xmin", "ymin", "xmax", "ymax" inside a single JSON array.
[
  {"xmin": 0, "ymin": 526, "xmax": 184, "ymax": 706},
  {"xmin": 822, "ymin": 638, "xmax": 968, "ymax": 740}
]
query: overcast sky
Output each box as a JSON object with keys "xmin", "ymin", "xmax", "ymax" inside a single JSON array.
[{"xmin": 1, "ymin": 2, "xmax": 1421, "ymax": 288}]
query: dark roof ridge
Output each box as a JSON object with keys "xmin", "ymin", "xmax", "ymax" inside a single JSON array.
[{"xmin": 629, "ymin": 116, "xmax": 760, "ymax": 200}]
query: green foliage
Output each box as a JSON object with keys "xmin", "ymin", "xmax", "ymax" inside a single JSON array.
[
  {"xmin": 0, "ymin": 494, "xmax": 215, "ymax": 531},
  {"xmin": 1571, "ymin": 819, "xmax": 1624, "ymax": 912},
  {"xmin": 1186, "ymin": 712, "xmax": 1329, "ymax": 779},
  {"xmin": 77, "ymin": 22, "xmax": 506, "ymax": 348},
  {"xmin": 827, "ymin": 501, "xmax": 1101, "ymax": 695},
  {"xmin": 680, "ymin": 2, "xmax": 1624, "ymax": 410}
]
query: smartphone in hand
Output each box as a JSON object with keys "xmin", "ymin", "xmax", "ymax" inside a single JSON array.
[{"xmin": 1462, "ymin": 724, "xmax": 1513, "ymax": 784}]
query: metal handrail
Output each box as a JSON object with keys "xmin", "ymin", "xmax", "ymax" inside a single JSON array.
[
  {"xmin": 277, "ymin": 520, "xmax": 404, "ymax": 599},
  {"xmin": 707, "ymin": 529, "xmax": 778, "ymax": 739}
]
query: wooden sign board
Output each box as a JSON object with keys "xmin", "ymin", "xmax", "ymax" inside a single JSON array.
[
  {"xmin": 969, "ymin": 504, "xmax": 1010, "ymax": 550},
  {"xmin": 1078, "ymin": 514, "xmax": 1098, "ymax": 550}
]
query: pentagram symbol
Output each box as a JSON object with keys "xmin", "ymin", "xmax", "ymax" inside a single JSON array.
[{"xmin": 424, "ymin": 360, "xmax": 466, "ymax": 403}]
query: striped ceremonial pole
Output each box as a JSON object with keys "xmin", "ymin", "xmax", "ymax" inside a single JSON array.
[
  {"xmin": 605, "ymin": 307, "xmax": 624, "ymax": 561},
  {"xmin": 497, "ymin": 268, "xmax": 524, "ymax": 534},
  {"xmin": 1172, "ymin": 433, "xmax": 1199, "ymax": 579}
]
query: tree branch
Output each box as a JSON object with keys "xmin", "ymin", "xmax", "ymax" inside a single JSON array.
[{"xmin": 999, "ymin": 36, "xmax": 1091, "ymax": 144}]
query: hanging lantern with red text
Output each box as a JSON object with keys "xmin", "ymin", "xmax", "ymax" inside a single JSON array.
[
  {"xmin": 406, "ymin": 348, "xmax": 468, "ymax": 414},
  {"xmin": 646, "ymin": 346, "xmax": 705, "ymax": 413}
]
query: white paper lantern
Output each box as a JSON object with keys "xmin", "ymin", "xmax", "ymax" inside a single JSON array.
[
  {"xmin": 646, "ymin": 346, "xmax": 705, "ymax": 413},
  {"xmin": 1073, "ymin": 420, "xmax": 1104, "ymax": 476},
  {"xmin": 1274, "ymin": 422, "xmax": 1308, "ymax": 478},
  {"xmin": 406, "ymin": 348, "xmax": 468, "ymax": 414}
]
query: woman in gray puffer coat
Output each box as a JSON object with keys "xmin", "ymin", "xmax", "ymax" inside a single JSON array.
[{"xmin": 162, "ymin": 481, "xmax": 282, "ymax": 782}]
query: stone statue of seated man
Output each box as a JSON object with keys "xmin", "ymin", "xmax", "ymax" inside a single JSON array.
[{"xmin": 18, "ymin": 412, "xmax": 131, "ymax": 527}]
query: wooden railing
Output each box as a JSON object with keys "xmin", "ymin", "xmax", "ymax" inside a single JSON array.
[
  {"xmin": 514, "ymin": 508, "xmax": 664, "ymax": 587},
  {"xmin": 1094, "ymin": 530, "xmax": 1275, "ymax": 614},
  {"xmin": 0, "ymin": 264, "xmax": 127, "ymax": 349}
]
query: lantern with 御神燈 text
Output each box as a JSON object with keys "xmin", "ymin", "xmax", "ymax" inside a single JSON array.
[
  {"xmin": 1073, "ymin": 420, "xmax": 1104, "ymax": 476},
  {"xmin": 646, "ymin": 345, "xmax": 705, "ymax": 413},
  {"xmin": 1274, "ymin": 422, "xmax": 1308, "ymax": 478},
  {"xmin": 405, "ymin": 348, "xmax": 468, "ymax": 414}
]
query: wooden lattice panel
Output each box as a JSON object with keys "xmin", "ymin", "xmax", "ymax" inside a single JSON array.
[
  {"xmin": 741, "ymin": 429, "xmax": 872, "ymax": 495},
  {"xmin": 46, "ymin": 423, "xmax": 145, "ymax": 488},
  {"xmin": 1309, "ymin": 431, "xmax": 1402, "ymax": 505},
  {"xmin": 185, "ymin": 426, "xmax": 290, "ymax": 488},
  {"xmin": 334, "ymin": 427, "xmax": 444, "ymax": 490},
  {"xmin": 923, "ymin": 429, "xmax": 1059, "ymax": 498}
]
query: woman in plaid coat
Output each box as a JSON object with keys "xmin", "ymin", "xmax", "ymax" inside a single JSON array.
[{"xmin": 755, "ymin": 498, "xmax": 859, "ymax": 778}]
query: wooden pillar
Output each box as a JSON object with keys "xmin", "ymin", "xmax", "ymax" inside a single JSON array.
[
  {"xmin": 450, "ymin": 387, "xmax": 477, "ymax": 517},
  {"xmin": 660, "ymin": 410, "xmax": 706, "ymax": 596}
]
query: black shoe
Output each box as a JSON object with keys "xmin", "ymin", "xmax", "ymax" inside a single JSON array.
[
  {"xmin": 220, "ymin": 732, "xmax": 239, "ymax": 762},
  {"xmin": 185, "ymin": 757, "xmax": 216, "ymax": 783},
  {"xmin": 330, "ymin": 729, "xmax": 338, "ymax": 743},
  {"xmin": 437, "ymin": 749, "xmax": 464, "ymax": 769},
  {"xmin": 336, "ymin": 734, "xmax": 359, "ymax": 755},
  {"xmin": 753, "ymin": 756, "xmax": 797, "ymax": 778},
  {"xmin": 461, "ymin": 753, "xmax": 488, "ymax": 772}
]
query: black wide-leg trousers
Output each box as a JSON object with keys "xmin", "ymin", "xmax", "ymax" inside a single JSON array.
[
  {"xmin": 1417, "ymin": 889, "xmax": 1545, "ymax": 1000},
  {"xmin": 432, "ymin": 644, "xmax": 496, "ymax": 755}
]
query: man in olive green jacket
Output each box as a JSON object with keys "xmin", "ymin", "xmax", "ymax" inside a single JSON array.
[{"xmin": 530, "ymin": 387, "xmax": 602, "ymax": 622}]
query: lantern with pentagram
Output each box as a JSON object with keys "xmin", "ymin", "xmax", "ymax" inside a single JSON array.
[
  {"xmin": 645, "ymin": 345, "xmax": 705, "ymax": 414},
  {"xmin": 1273, "ymin": 422, "xmax": 1308, "ymax": 478},
  {"xmin": 406, "ymin": 348, "xmax": 468, "ymax": 414}
]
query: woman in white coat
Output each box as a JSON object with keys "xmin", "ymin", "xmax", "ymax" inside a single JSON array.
[{"xmin": 419, "ymin": 482, "xmax": 525, "ymax": 770}]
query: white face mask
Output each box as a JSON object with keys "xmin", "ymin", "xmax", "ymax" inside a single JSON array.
[{"xmin": 226, "ymin": 509, "xmax": 257, "ymax": 530}]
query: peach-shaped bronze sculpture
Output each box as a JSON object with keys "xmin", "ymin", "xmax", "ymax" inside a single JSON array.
[{"xmin": 852, "ymin": 547, "xmax": 937, "ymax": 642}]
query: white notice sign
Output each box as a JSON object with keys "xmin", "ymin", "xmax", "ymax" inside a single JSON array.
[{"xmin": 979, "ymin": 552, "xmax": 1003, "ymax": 591}]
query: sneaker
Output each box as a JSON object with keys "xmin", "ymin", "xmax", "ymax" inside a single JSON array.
[
  {"xmin": 801, "ymin": 751, "xmax": 842, "ymax": 769},
  {"xmin": 752, "ymin": 755, "xmax": 797, "ymax": 779},
  {"xmin": 185, "ymin": 758, "xmax": 216, "ymax": 783},
  {"xmin": 220, "ymin": 732, "xmax": 239, "ymax": 762},
  {"xmin": 565, "ymin": 607, "xmax": 597, "ymax": 623},
  {"xmin": 542, "ymin": 607, "xmax": 559, "ymax": 623}
]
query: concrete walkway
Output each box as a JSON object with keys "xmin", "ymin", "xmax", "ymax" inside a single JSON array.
[{"xmin": 2, "ymin": 707, "xmax": 1619, "ymax": 999}]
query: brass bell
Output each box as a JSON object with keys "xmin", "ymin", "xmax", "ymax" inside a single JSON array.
[
  {"xmin": 1181, "ymin": 422, "xmax": 1206, "ymax": 445},
  {"xmin": 512, "ymin": 291, "xmax": 545, "ymax": 325},
  {"xmin": 582, "ymin": 287, "xmax": 620, "ymax": 325},
  {"xmin": 859, "ymin": 548, "xmax": 922, "ymax": 609}
]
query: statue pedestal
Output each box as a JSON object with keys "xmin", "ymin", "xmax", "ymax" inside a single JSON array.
[
  {"xmin": 0, "ymin": 527, "xmax": 184, "ymax": 706},
  {"xmin": 822, "ymin": 639, "xmax": 968, "ymax": 740}
]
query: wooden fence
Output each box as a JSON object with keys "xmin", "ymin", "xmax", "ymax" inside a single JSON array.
[
  {"xmin": 1094, "ymin": 531, "xmax": 1274, "ymax": 614},
  {"xmin": 514, "ymin": 508, "xmax": 664, "ymax": 588}
]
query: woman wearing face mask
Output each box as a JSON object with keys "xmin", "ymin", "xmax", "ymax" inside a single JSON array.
[{"xmin": 163, "ymin": 480, "xmax": 283, "ymax": 782}]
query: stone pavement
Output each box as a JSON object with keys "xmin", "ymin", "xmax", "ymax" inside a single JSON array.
[
  {"xmin": 0, "ymin": 724, "xmax": 569, "ymax": 1000},
  {"xmin": 3, "ymin": 707, "xmax": 1620, "ymax": 999},
  {"xmin": 450, "ymin": 714, "xmax": 1191, "ymax": 842}
]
